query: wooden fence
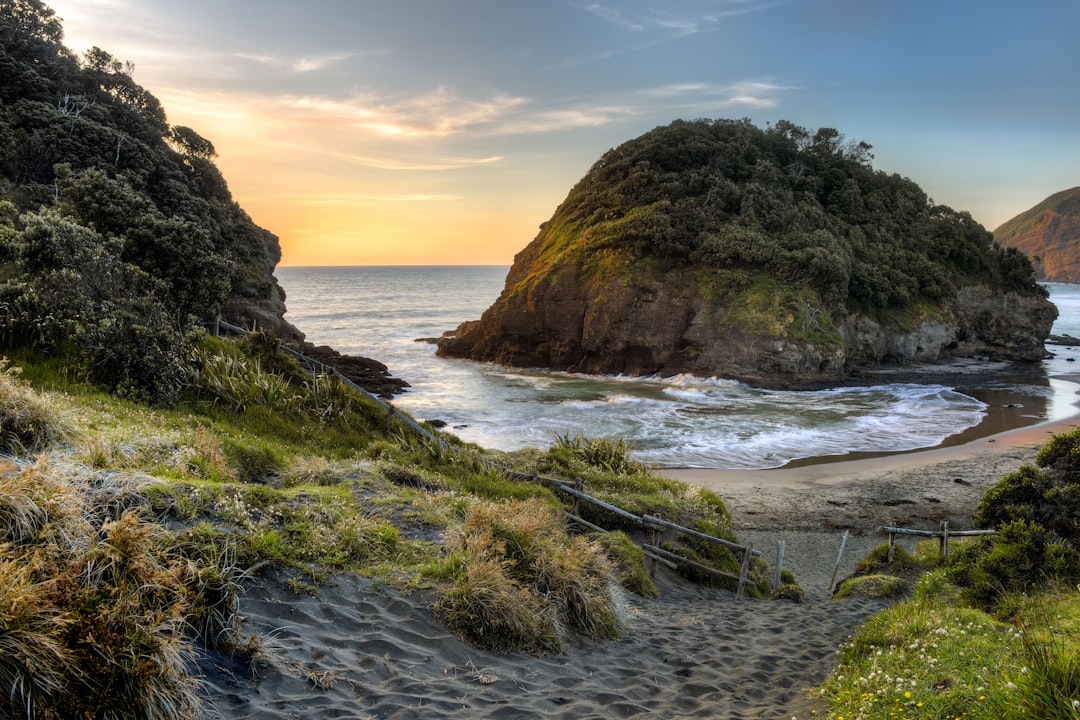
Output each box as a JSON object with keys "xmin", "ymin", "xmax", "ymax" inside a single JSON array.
[
  {"xmin": 879, "ymin": 521, "xmax": 998, "ymax": 564},
  {"xmin": 217, "ymin": 319, "xmax": 781, "ymax": 599}
]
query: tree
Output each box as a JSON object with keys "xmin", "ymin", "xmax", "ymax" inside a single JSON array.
[{"xmin": 169, "ymin": 125, "xmax": 216, "ymax": 160}]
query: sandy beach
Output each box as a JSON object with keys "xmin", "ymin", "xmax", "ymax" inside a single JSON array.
[{"xmin": 203, "ymin": 387, "xmax": 1080, "ymax": 719}]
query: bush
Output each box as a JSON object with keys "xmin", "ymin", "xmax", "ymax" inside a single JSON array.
[
  {"xmin": 946, "ymin": 520, "xmax": 1080, "ymax": 611},
  {"xmin": 832, "ymin": 573, "xmax": 911, "ymax": 600},
  {"xmin": 594, "ymin": 530, "xmax": 660, "ymax": 598},
  {"xmin": 976, "ymin": 428, "xmax": 1080, "ymax": 543},
  {"xmin": 0, "ymin": 459, "xmax": 233, "ymax": 719}
]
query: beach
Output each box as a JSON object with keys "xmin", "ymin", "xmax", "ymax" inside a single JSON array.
[{"xmin": 202, "ymin": 385, "xmax": 1080, "ymax": 719}]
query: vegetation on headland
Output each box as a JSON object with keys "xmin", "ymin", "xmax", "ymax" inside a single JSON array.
[
  {"xmin": 545, "ymin": 118, "xmax": 1045, "ymax": 315},
  {"xmin": 0, "ymin": 0, "xmax": 292, "ymax": 407},
  {"xmin": 818, "ymin": 428, "xmax": 1080, "ymax": 719}
]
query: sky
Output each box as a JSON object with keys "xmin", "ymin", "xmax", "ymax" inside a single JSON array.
[{"xmin": 45, "ymin": 0, "xmax": 1080, "ymax": 266}]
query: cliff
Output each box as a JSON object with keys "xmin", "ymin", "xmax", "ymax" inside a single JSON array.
[
  {"xmin": 994, "ymin": 187, "xmax": 1080, "ymax": 283},
  {"xmin": 438, "ymin": 120, "xmax": 1055, "ymax": 385}
]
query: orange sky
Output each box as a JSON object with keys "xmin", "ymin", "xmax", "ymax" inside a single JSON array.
[{"xmin": 156, "ymin": 88, "xmax": 562, "ymax": 266}]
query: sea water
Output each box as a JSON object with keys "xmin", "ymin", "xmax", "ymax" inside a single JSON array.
[{"xmin": 275, "ymin": 267, "xmax": 1080, "ymax": 469}]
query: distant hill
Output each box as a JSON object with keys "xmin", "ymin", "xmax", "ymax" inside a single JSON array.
[{"xmin": 994, "ymin": 187, "xmax": 1080, "ymax": 283}]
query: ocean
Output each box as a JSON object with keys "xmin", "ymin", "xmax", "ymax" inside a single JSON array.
[{"xmin": 274, "ymin": 266, "xmax": 1080, "ymax": 469}]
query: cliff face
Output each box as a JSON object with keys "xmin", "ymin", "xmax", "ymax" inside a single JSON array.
[
  {"xmin": 438, "ymin": 119, "xmax": 1055, "ymax": 386},
  {"xmin": 438, "ymin": 254, "xmax": 1055, "ymax": 387},
  {"xmin": 220, "ymin": 227, "xmax": 304, "ymax": 342},
  {"xmin": 994, "ymin": 187, "xmax": 1080, "ymax": 283}
]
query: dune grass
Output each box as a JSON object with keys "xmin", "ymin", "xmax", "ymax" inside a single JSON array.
[
  {"xmin": 0, "ymin": 337, "xmax": 810, "ymax": 720},
  {"xmin": 435, "ymin": 498, "xmax": 627, "ymax": 654}
]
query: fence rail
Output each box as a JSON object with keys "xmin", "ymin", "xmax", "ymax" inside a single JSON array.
[
  {"xmin": 216, "ymin": 319, "xmax": 782, "ymax": 598},
  {"xmin": 879, "ymin": 522, "xmax": 998, "ymax": 564}
]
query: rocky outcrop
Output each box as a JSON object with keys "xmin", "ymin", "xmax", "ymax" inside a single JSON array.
[
  {"xmin": 220, "ymin": 227, "xmax": 305, "ymax": 342},
  {"xmin": 437, "ymin": 119, "xmax": 1057, "ymax": 386},
  {"xmin": 840, "ymin": 285, "xmax": 1058, "ymax": 367},
  {"xmin": 437, "ymin": 256, "xmax": 1056, "ymax": 387}
]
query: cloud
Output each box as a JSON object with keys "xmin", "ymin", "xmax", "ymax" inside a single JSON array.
[
  {"xmin": 235, "ymin": 51, "xmax": 359, "ymax": 74},
  {"xmin": 581, "ymin": 1, "xmax": 779, "ymax": 37},
  {"xmin": 273, "ymin": 142, "xmax": 504, "ymax": 171},
  {"xmin": 584, "ymin": 4, "xmax": 645, "ymax": 31},
  {"xmin": 641, "ymin": 80, "xmax": 792, "ymax": 109}
]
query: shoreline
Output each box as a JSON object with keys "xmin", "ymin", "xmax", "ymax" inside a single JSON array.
[
  {"xmin": 663, "ymin": 411, "xmax": 1080, "ymax": 491},
  {"xmin": 662, "ymin": 406, "xmax": 1080, "ymax": 545}
]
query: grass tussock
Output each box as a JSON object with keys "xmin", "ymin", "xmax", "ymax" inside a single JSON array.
[
  {"xmin": 0, "ymin": 458, "xmax": 218, "ymax": 720},
  {"xmin": 0, "ymin": 358, "xmax": 69, "ymax": 454},
  {"xmin": 436, "ymin": 498, "xmax": 627, "ymax": 654}
]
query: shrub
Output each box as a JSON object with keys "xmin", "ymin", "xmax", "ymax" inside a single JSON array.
[
  {"xmin": 551, "ymin": 433, "xmax": 648, "ymax": 475},
  {"xmin": 224, "ymin": 439, "xmax": 284, "ymax": 484},
  {"xmin": 0, "ymin": 460, "xmax": 228, "ymax": 719},
  {"xmin": 437, "ymin": 553, "xmax": 562, "ymax": 655},
  {"xmin": 595, "ymin": 530, "xmax": 659, "ymax": 598},
  {"xmin": 974, "ymin": 464, "xmax": 1080, "ymax": 541},
  {"xmin": 833, "ymin": 573, "xmax": 911, "ymax": 600},
  {"xmin": 946, "ymin": 520, "xmax": 1080, "ymax": 610}
]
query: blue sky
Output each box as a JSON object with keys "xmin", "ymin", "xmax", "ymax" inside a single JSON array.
[{"xmin": 46, "ymin": 0, "xmax": 1080, "ymax": 265}]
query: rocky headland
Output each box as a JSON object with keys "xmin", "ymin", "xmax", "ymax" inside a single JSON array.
[
  {"xmin": 994, "ymin": 186, "xmax": 1080, "ymax": 283},
  {"xmin": 438, "ymin": 120, "xmax": 1056, "ymax": 386}
]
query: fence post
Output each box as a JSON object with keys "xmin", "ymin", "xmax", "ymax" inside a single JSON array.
[
  {"xmin": 737, "ymin": 542, "xmax": 753, "ymax": 600},
  {"xmin": 829, "ymin": 530, "xmax": 850, "ymax": 594},
  {"xmin": 940, "ymin": 521, "xmax": 950, "ymax": 563},
  {"xmin": 647, "ymin": 517, "xmax": 661, "ymax": 578},
  {"xmin": 887, "ymin": 531, "xmax": 896, "ymax": 564},
  {"xmin": 773, "ymin": 540, "xmax": 786, "ymax": 589}
]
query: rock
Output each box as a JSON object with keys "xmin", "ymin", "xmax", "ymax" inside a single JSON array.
[
  {"xmin": 289, "ymin": 342, "xmax": 410, "ymax": 399},
  {"xmin": 219, "ymin": 226, "xmax": 305, "ymax": 342},
  {"xmin": 436, "ymin": 120, "xmax": 1056, "ymax": 386}
]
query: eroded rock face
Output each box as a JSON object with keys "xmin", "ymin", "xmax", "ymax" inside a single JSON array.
[
  {"xmin": 220, "ymin": 228, "xmax": 304, "ymax": 342},
  {"xmin": 437, "ymin": 258, "xmax": 1056, "ymax": 387}
]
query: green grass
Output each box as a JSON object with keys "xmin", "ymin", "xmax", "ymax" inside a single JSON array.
[
  {"xmin": 1, "ymin": 339, "xmax": 769, "ymax": 657},
  {"xmin": 816, "ymin": 574, "xmax": 1080, "ymax": 720}
]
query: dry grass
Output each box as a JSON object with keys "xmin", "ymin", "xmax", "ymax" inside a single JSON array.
[
  {"xmin": 0, "ymin": 359, "xmax": 69, "ymax": 454},
  {"xmin": 0, "ymin": 457, "xmax": 249, "ymax": 719},
  {"xmin": 437, "ymin": 498, "xmax": 626, "ymax": 654}
]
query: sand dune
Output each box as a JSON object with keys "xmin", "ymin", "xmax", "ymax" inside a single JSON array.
[
  {"xmin": 201, "ymin": 415, "xmax": 1080, "ymax": 719},
  {"xmin": 202, "ymin": 569, "xmax": 886, "ymax": 720}
]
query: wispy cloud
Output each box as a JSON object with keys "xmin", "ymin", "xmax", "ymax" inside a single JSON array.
[
  {"xmin": 235, "ymin": 50, "xmax": 372, "ymax": 74},
  {"xmin": 584, "ymin": 4, "xmax": 645, "ymax": 31},
  {"xmin": 273, "ymin": 142, "xmax": 504, "ymax": 171},
  {"xmin": 273, "ymin": 88, "xmax": 637, "ymax": 139},
  {"xmin": 582, "ymin": 0, "xmax": 779, "ymax": 37},
  {"xmin": 641, "ymin": 80, "xmax": 792, "ymax": 109}
]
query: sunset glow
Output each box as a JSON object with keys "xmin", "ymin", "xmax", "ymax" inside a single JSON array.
[{"xmin": 45, "ymin": 0, "xmax": 1080, "ymax": 266}]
